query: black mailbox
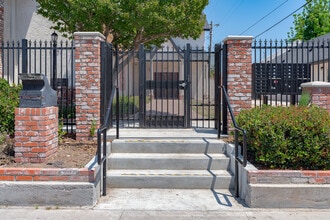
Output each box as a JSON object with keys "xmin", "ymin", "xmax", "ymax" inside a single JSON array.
[{"xmin": 19, "ymin": 73, "xmax": 57, "ymax": 108}]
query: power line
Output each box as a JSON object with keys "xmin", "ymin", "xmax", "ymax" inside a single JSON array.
[
  {"xmin": 240, "ymin": 0, "xmax": 288, "ymax": 35},
  {"xmin": 222, "ymin": 0, "xmax": 244, "ymax": 24},
  {"xmin": 255, "ymin": 0, "xmax": 312, "ymax": 39}
]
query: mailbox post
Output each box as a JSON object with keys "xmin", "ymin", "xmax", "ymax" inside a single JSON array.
[
  {"xmin": 14, "ymin": 73, "xmax": 58, "ymax": 163},
  {"xmin": 19, "ymin": 73, "xmax": 57, "ymax": 108}
]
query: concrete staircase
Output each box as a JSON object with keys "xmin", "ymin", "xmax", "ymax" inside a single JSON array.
[{"xmin": 106, "ymin": 129, "xmax": 234, "ymax": 190}]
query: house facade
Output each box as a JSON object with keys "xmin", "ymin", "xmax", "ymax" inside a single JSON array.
[{"xmin": 2, "ymin": 0, "xmax": 60, "ymax": 41}]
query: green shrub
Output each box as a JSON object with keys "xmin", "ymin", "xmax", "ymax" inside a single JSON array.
[
  {"xmin": 299, "ymin": 92, "xmax": 311, "ymax": 106},
  {"xmin": 0, "ymin": 78, "xmax": 21, "ymax": 135},
  {"xmin": 236, "ymin": 105, "xmax": 330, "ymax": 170},
  {"xmin": 112, "ymin": 96, "xmax": 139, "ymax": 116}
]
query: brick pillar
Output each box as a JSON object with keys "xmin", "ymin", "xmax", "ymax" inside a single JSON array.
[
  {"xmin": 301, "ymin": 82, "xmax": 330, "ymax": 114},
  {"xmin": 74, "ymin": 32, "xmax": 105, "ymax": 141},
  {"xmin": 14, "ymin": 107, "xmax": 58, "ymax": 163},
  {"xmin": 224, "ymin": 36, "xmax": 253, "ymax": 116}
]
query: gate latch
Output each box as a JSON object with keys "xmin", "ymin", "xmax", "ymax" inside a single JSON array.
[{"xmin": 179, "ymin": 82, "xmax": 187, "ymax": 89}]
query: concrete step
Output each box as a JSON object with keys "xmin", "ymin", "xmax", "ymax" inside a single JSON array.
[
  {"xmin": 111, "ymin": 139, "xmax": 226, "ymax": 154},
  {"xmin": 108, "ymin": 153, "xmax": 229, "ymax": 170},
  {"xmin": 108, "ymin": 128, "xmax": 221, "ymax": 139},
  {"xmin": 107, "ymin": 169, "xmax": 234, "ymax": 189},
  {"xmin": 107, "ymin": 129, "xmax": 232, "ymax": 190}
]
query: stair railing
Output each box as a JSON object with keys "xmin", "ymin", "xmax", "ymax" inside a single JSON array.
[
  {"xmin": 97, "ymin": 87, "xmax": 119, "ymax": 196},
  {"xmin": 220, "ymin": 85, "xmax": 247, "ymax": 197}
]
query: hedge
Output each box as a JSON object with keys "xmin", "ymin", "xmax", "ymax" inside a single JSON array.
[{"xmin": 236, "ymin": 105, "xmax": 330, "ymax": 170}]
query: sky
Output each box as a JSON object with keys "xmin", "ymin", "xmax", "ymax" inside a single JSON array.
[{"xmin": 204, "ymin": 0, "xmax": 307, "ymax": 46}]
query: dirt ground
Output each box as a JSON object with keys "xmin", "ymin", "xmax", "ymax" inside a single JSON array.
[{"xmin": 0, "ymin": 137, "xmax": 97, "ymax": 168}]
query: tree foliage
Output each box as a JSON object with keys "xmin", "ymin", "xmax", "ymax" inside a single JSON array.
[
  {"xmin": 36, "ymin": 0, "xmax": 208, "ymax": 49},
  {"xmin": 288, "ymin": 0, "xmax": 330, "ymax": 41}
]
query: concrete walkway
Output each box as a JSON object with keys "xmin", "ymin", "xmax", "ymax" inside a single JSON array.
[
  {"xmin": 0, "ymin": 188, "xmax": 329, "ymax": 219},
  {"xmin": 0, "ymin": 203, "xmax": 329, "ymax": 220},
  {"xmin": 1, "ymin": 128, "xmax": 329, "ymax": 219}
]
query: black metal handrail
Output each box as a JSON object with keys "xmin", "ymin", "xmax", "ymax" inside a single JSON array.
[
  {"xmin": 220, "ymin": 85, "xmax": 247, "ymax": 198},
  {"xmin": 97, "ymin": 87, "xmax": 119, "ymax": 196}
]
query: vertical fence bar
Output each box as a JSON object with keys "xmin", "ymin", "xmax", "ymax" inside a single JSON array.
[
  {"xmin": 214, "ymin": 43, "xmax": 221, "ymax": 137},
  {"xmin": 184, "ymin": 44, "xmax": 191, "ymax": 128},
  {"xmin": 139, "ymin": 44, "xmax": 146, "ymax": 127},
  {"xmin": 179, "ymin": 48, "xmax": 182, "ymax": 127},
  {"xmin": 100, "ymin": 41, "xmax": 106, "ymax": 124},
  {"xmin": 21, "ymin": 39, "xmax": 27, "ymax": 74},
  {"xmin": 221, "ymin": 43, "xmax": 228, "ymax": 135}
]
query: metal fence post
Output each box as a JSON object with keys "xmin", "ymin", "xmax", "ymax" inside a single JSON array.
[
  {"xmin": 21, "ymin": 39, "xmax": 28, "ymax": 74},
  {"xmin": 52, "ymin": 40, "xmax": 57, "ymax": 90},
  {"xmin": 222, "ymin": 43, "xmax": 228, "ymax": 135},
  {"xmin": 184, "ymin": 43, "xmax": 191, "ymax": 128},
  {"xmin": 214, "ymin": 43, "xmax": 221, "ymax": 137},
  {"xmin": 139, "ymin": 44, "xmax": 146, "ymax": 127}
]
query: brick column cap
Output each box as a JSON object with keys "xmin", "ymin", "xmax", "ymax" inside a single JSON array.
[
  {"xmin": 74, "ymin": 32, "xmax": 105, "ymax": 40},
  {"xmin": 301, "ymin": 81, "xmax": 330, "ymax": 88},
  {"xmin": 223, "ymin": 35, "xmax": 253, "ymax": 42}
]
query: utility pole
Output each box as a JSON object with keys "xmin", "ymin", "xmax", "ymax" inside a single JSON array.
[{"xmin": 206, "ymin": 21, "xmax": 219, "ymax": 78}]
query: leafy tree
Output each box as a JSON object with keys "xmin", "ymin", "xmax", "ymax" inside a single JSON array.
[
  {"xmin": 288, "ymin": 0, "xmax": 330, "ymax": 41},
  {"xmin": 36, "ymin": 0, "xmax": 208, "ymax": 49}
]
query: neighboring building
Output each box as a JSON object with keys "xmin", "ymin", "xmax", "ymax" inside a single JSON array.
[
  {"xmin": 0, "ymin": 0, "xmax": 4, "ymax": 43},
  {"xmin": 2, "ymin": 0, "xmax": 61, "ymax": 41},
  {"xmin": 266, "ymin": 32, "xmax": 330, "ymax": 82}
]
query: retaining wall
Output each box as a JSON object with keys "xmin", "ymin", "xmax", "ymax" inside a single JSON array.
[
  {"xmin": 225, "ymin": 143, "xmax": 330, "ymax": 208},
  {"xmin": 0, "ymin": 157, "xmax": 100, "ymax": 206}
]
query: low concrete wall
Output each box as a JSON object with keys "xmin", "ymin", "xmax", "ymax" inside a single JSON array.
[
  {"xmin": 225, "ymin": 143, "xmax": 330, "ymax": 208},
  {"xmin": 0, "ymin": 156, "xmax": 101, "ymax": 207},
  {"xmin": 0, "ymin": 182, "xmax": 96, "ymax": 206},
  {"xmin": 246, "ymin": 184, "xmax": 330, "ymax": 208}
]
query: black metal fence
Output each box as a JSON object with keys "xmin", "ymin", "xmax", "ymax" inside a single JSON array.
[
  {"xmin": 0, "ymin": 39, "xmax": 76, "ymax": 133},
  {"xmin": 252, "ymin": 38, "xmax": 330, "ymax": 106}
]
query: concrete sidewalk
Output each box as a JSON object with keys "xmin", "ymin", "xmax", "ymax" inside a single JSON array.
[
  {"xmin": 1, "ymin": 188, "xmax": 329, "ymax": 220},
  {"xmin": 0, "ymin": 206, "xmax": 329, "ymax": 220}
]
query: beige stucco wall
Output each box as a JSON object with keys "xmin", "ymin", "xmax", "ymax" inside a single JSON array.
[
  {"xmin": 312, "ymin": 61, "xmax": 329, "ymax": 82},
  {"xmin": 4, "ymin": 0, "xmax": 66, "ymax": 41},
  {"xmin": 117, "ymin": 56, "xmax": 214, "ymax": 102}
]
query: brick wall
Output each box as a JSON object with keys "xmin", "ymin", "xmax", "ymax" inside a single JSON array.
[
  {"xmin": 14, "ymin": 107, "xmax": 58, "ymax": 163},
  {"xmin": 248, "ymin": 170, "xmax": 330, "ymax": 184},
  {"xmin": 301, "ymin": 82, "xmax": 330, "ymax": 114},
  {"xmin": 74, "ymin": 32, "xmax": 105, "ymax": 141},
  {"xmin": 0, "ymin": 167, "xmax": 95, "ymax": 182},
  {"xmin": 223, "ymin": 36, "xmax": 253, "ymax": 116}
]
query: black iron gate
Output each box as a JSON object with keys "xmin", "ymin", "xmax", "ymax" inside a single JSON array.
[
  {"xmin": 105, "ymin": 43, "xmax": 220, "ymax": 129},
  {"xmin": 100, "ymin": 41, "xmax": 114, "ymax": 125},
  {"xmin": 139, "ymin": 44, "xmax": 191, "ymax": 128}
]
